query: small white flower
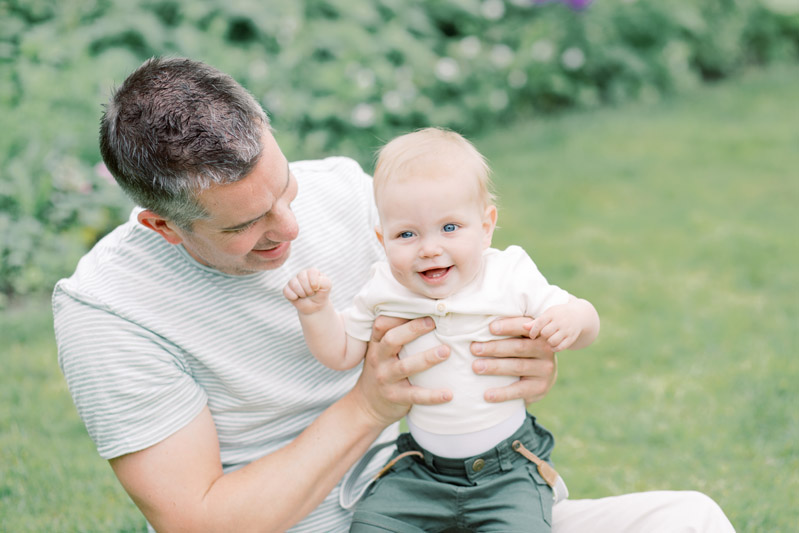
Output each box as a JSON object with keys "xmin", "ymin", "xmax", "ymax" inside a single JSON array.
[
  {"xmin": 490, "ymin": 44, "xmax": 514, "ymax": 68},
  {"xmin": 277, "ymin": 16, "xmax": 299, "ymax": 45},
  {"xmin": 382, "ymin": 91, "xmax": 403, "ymax": 112},
  {"xmin": 489, "ymin": 90, "xmax": 509, "ymax": 110},
  {"xmin": 531, "ymin": 39, "xmax": 555, "ymax": 62},
  {"xmin": 355, "ymin": 69, "xmax": 375, "ymax": 90},
  {"xmin": 351, "ymin": 103, "xmax": 376, "ymax": 128},
  {"xmin": 561, "ymin": 47, "xmax": 586, "ymax": 70},
  {"xmin": 248, "ymin": 60, "xmax": 268, "ymax": 80},
  {"xmin": 460, "ymin": 36, "xmax": 482, "ymax": 58},
  {"xmin": 481, "ymin": 0, "xmax": 505, "ymax": 20},
  {"xmin": 435, "ymin": 57, "xmax": 460, "ymax": 82},
  {"xmin": 263, "ymin": 91, "xmax": 282, "ymax": 114},
  {"xmin": 508, "ymin": 69, "xmax": 527, "ymax": 88}
]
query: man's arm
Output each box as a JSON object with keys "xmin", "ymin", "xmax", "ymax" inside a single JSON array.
[{"xmin": 109, "ymin": 317, "xmax": 451, "ymax": 532}]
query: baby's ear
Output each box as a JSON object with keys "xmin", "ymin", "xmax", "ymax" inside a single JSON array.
[
  {"xmin": 374, "ymin": 225, "xmax": 385, "ymax": 247},
  {"xmin": 482, "ymin": 205, "xmax": 498, "ymax": 248}
]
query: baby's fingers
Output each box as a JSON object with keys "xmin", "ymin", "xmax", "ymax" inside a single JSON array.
[
  {"xmin": 282, "ymin": 283, "xmax": 299, "ymax": 301},
  {"xmin": 300, "ymin": 268, "xmax": 332, "ymax": 294},
  {"xmin": 525, "ymin": 316, "xmax": 548, "ymax": 340},
  {"xmin": 284, "ymin": 276, "xmax": 309, "ymax": 299},
  {"xmin": 313, "ymin": 272, "xmax": 332, "ymax": 293}
]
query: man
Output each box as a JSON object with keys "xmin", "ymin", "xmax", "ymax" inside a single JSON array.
[{"xmin": 54, "ymin": 57, "xmax": 734, "ymax": 532}]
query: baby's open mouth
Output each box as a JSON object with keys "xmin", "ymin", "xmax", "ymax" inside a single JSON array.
[{"xmin": 419, "ymin": 266, "xmax": 452, "ymax": 281}]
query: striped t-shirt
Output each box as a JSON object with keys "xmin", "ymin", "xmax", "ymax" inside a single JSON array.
[{"xmin": 53, "ymin": 156, "xmax": 394, "ymax": 531}]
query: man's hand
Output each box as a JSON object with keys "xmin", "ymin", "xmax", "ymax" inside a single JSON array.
[
  {"xmin": 471, "ymin": 316, "xmax": 558, "ymax": 405},
  {"xmin": 353, "ymin": 316, "xmax": 453, "ymax": 427}
]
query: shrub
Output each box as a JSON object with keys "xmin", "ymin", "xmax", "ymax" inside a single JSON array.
[{"xmin": 1, "ymin": 0, "xmax": 797, "ymax": 301}]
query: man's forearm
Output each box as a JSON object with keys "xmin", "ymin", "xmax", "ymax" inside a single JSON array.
[
  {"xmin": 203, "ymin": 391, "xmax": 383, "ymax": 530},
  {"xmin": 111, "ymin": 389, "xmax": 386, "ymax": 532}
]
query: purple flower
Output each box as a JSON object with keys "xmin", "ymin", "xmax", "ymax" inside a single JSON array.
[
  {"xmin": 533, "ymin": 0, "xmax": 594, "ymax": 10},
  {"xmin": 565, "ymin": 0, "xmax": 594, "ymax": 9}
]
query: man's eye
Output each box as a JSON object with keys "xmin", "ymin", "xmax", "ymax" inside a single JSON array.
[
  {"xmin": 228, "ymin": 222, "xmax": 255, "ymax": 234},
  {"xmin": 442, "ymin": 223, "xmax": 457, "ymax": 233},
  {"xmin": 399, "ymin": 231, "xmax": 414, "ymax": 239}
]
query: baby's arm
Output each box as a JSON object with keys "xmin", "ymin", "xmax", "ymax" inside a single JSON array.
[
  {"xmin": 525, "ymin": 295, "xmax": 600, "ymax": 352},
  {"xmin": 283, "ymin": 268, "xmax": 367, "ymax": 370}
]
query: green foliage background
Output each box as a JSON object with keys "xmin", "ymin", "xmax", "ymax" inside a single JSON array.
[
  {"xmin": 2, "ymin": 65, "xmax": 797, "ymax": 532},
  {"xmin": 1, "ymin": 0, "xmax": 798, "ymax": 301},
  {"xmin": 1, "ymin": 0, "xmax": 797, "ymax": 529}
]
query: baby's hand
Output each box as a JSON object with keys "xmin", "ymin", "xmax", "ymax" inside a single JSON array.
[
  {"xmin": 524, "ymin": 304, "xmax": 582, "ymax": 352},
  {"xmin": 283, "ymin": 268, "xmax": 333, "ymax": 315}
]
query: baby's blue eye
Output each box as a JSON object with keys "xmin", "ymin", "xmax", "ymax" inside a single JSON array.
[
  {"xmin": 399, "ymin": 231, "xmax": 414, "ymax": 239},
  {"xmin": 443, "ymin": 223, "xmax": 457, "ymax": 233}
]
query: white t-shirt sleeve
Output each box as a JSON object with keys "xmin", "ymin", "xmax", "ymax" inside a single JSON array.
[
  {"xmin": 341, "ymin": 265, "xmax": 382, "ymax": 342},
  {"xmin": 54, "ymin": 290, "xmax": 207, "ymax": 460},
  {"xmin": 504, "ymin": 245, "xmax": 571, "ymax": 317}
]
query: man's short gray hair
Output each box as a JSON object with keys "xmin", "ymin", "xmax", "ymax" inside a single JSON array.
[{"xmin": 99, "ymin": 57, "xmax": 269, "ymax": 230}]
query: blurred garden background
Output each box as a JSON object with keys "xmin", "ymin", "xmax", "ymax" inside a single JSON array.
[{"xmin": 1, "ymin": 0, "xmax": 798, "ymax": 530}]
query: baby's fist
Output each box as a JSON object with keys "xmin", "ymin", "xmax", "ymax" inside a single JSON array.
[{"xmin": 283, "ymin": 268, "xmax": 332, "ymax": 313}]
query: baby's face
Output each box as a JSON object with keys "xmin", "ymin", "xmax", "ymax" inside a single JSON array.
[{"xmin": 376, "ymin": 170, "xmax": 496, "ymax": 300}]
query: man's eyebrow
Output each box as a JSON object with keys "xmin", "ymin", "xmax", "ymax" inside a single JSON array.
[{"xmin": 221, "ymin": 162, "xmax": 291, "ymax": 231}]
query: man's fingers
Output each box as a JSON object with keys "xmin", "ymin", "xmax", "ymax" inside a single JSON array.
[
  {"xmin": 488, "ymin": 316, "xmax": 535, "ymax": 337},
  {"xmin": 472, "ymin": 336, "xmax": 549, "ymax": 358},
  {"xmin": 395, "ymin": 384, "xmax": 452, "ymax": 406},
  {"xmin": 371, "ymin": 315, "xmax": 433, "ymax": 344},
  {"xmin": 483, "ymin": 375, "xmax": 554, "ymax": 404},
  {"xmin": 473, "ymin": 351, "xmax": 555, "ymax": 378},
  {"xmin": 394, "ymin": 344, "xmax": 450, "ymax": 378}
]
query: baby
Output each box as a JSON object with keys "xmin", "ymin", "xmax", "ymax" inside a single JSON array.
[{"xmin": 284, "ymin": 127, "xmax": 599, "ymax": 531}]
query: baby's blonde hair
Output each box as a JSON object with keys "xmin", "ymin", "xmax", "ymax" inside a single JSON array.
[{"xmin": 373, "ymin": 127, "xmax": 497, "ymax": 208}]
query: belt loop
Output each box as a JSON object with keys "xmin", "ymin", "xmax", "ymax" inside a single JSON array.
[
  {"xmin": 498, "ymin": 440, "xmax": 514, "ymax": 471},
  {"xmin": 423, "ymin": 449, "xmax": 436, "ymax": 470}
]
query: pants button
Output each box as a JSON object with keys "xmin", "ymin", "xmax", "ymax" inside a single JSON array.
[{"xmin": 472, "ymin": 458, "xmax": 485, "ymax": 472}]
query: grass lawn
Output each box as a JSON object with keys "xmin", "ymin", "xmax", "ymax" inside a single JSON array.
[
  {"xmin": 2, "ymin": 65, "xmax": 797, "ymax": 531},
  {"xmin": 481, "ymin": 66, "xmax": 798, "ymax": 531}
]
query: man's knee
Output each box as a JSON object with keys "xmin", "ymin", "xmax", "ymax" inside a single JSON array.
[{"xmin": 666, "ymin": 491, "xmax": 735, "ymax": 532}]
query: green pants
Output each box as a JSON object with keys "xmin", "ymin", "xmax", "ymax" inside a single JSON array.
[{"xmin": 350, "ymin": 414, "xmax": 555, "ymax": 533}]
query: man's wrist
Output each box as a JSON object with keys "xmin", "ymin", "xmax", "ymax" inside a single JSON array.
[{"xmin": 343, "ymin": 379, "xmax": 405, "ymax": 435}]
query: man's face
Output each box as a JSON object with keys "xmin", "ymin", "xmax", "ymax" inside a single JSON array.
[{"xmin": 176, "ymin": 131, "xmax": 299, "ymax": 275}]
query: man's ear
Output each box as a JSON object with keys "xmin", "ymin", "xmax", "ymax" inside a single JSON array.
[
  {"xmin": 374, "ymin": 225, "xmax": 385, "ymax": 247},
  {"xmin": 137, "ymin": 210, "xmax": 185, "ymax": 245},
  {"xmin": 482, "ymin": 205, "xmax": 498, "ymax": 248}
]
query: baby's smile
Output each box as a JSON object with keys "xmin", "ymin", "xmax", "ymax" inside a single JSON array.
[{"xmin": 419, "ymin": 266, "xmax": 453, "ymax": 283}]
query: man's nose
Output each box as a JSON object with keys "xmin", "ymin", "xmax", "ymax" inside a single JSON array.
[{"xmin": 266, "ymin": 202, "xmax": 299, "ymax": 242}]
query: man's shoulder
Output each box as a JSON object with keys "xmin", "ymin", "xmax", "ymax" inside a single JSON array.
[
  {"xmin": 290, "ymin": 156, "xmax": 369, "ymax": 180},
  {"xmin": 53, "ymin": 213, "xmax": 175, "ymax": 309}
]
